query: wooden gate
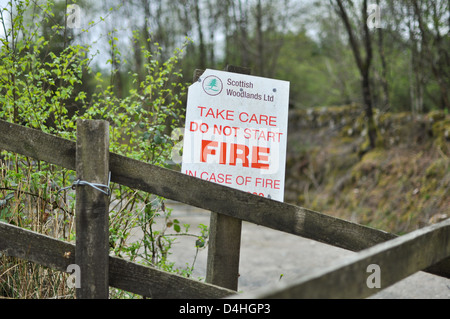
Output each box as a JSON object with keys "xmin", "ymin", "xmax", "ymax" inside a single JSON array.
[{"xmin": 0, "ymin": 118, "xmax": 449, "ymax": 299}]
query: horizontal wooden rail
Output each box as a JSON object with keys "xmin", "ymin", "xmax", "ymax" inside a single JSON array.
[
  {"xmin": 232, "ymin": 218, "xmax": 450, "ymax": 299},
  {"xmin": 0, "ymin": 221, "xmax": 235, "ymax": 299},
  {"xmin": 1, "ymin": 119, "xmax": 449, "ymax": 278},
  {"xmin": 0, "ymin": 119, "xmax": 393, "ymax": 250}
]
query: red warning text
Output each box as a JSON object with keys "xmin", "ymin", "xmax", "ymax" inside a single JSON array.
[{"xmin": 201, "ymin": 139, "xmax": 270, "ymax": 170}]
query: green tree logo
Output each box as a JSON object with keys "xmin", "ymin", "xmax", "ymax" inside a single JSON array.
[
  {"xmin": 207, "ymin": 78, "xmax": 219, "ymax": 91},
  {"xmin": 202, "ymin": 75, "xmax": 223, "ymax": 96}
]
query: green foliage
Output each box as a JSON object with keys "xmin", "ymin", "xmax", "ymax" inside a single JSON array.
[
  {"xmin": 275, "ymin": 31, "xmax": 361, "ymax": 108},
  {"xmin": 287, "ymin": 106, "xmax": 450, "ymax": 235},
  {"xmin": 0, "ymin": 1, "xmax": 203, "ymax": 299}
]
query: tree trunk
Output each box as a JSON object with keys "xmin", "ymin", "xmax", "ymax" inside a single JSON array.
[
  {"xmin": 362, "ymin": 74, "xmax": 376, "ymax": 149},
  {"xmin": 377, "ymin": 23, "xmax": 390, "ymax": 111},
  {"xmin": 412, "ymin": 0, "xmax": 450, "ymax": 112},
  {"xmin": 194, "ymin": 0, "xmax": 206, "ymax": 69},
  {"xmin": 334, "ymin": 0, "xmax": 377, "ymax": 150},
  {"xmin": 255, "ymin": 0, "xmax": 264, "ymax": 76}
]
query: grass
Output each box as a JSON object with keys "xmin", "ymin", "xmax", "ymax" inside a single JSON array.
[{"xmin": 286, "ymin": 106, "xmax": 450, "ymax": 235}]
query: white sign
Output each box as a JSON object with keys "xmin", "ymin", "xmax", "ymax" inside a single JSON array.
[{"xmin": 181, "ymin": 69, "xmax": 290, "ymax": 202}]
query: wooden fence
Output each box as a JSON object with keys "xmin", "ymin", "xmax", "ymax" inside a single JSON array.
[{"xmin": 0, "ymin": 117, "xmax": 449, "ymax": 299}]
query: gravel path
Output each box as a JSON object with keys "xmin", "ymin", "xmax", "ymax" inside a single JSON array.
[{"xmin": 161, "ymin": 201, "xmax": 450, "ymax": 299}]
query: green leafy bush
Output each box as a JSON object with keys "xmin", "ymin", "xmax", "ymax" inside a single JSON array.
[{"xmin": 0, "ymin": 1, "xmax": 203, "ymax": 299}]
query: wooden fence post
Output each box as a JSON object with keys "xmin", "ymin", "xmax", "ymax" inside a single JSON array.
[
  {"xmin": 196, "ymin": 65, "xmax": 251, "ymax": 291},
  {"xmin": 75, "ymin": 119, "xmax": 110, "ymax": 299}
]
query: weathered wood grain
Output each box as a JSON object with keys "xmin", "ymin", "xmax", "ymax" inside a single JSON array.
[
  {"xmin": 110, "ymin": 144, "xmax": 397, "ymax": 253},
  {"xmin": 108, "ymin": 255, "xmax": 234, "ymax": 299},
  {"xmin": 232, "ymin": 218, "xmax": 450, "ymax": 299},
  {"xmin": 0, "ymin": 222, "xmax": 76, "ymax": 271},
  {"xmin": 75, "ymin": 119, "xmax": 110, "ymax": 299},
  {"xmin": 1, "ymin": 119, "xmax": 449, "ymax": 279},
  {"xmin": 0, "ymin": 120, "xmax": 76, "ymax": 170},
  {"xmin": 206, "ymin": 212, "xmax": 242, "ymax": 290},
  {"xmin": 0, "ymin": 119, "xmax": 394, "ymax": 251},
  {"xmin": 0, "ymin": 221, "xmax": 235, "ymax": 298}
]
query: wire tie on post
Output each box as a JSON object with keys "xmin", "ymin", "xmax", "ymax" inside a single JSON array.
[{"xmin": 57, "ymin": 172, "xmax": 111, "ymax": 196}]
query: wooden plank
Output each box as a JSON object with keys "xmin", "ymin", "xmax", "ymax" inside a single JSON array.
[
  {"xmin": 108, "ymin": 255, "xmax": 234, "ymax": 299},
  {"xmin": 193, "ymin": 69, "xmax": 205, "ymax": 82},
  {"xmin": 425, "ymin": 258, "xmax": 450, "ymax": 278},
  {"xmin": 1, "ymin": 119, "xmax": 449, "ymax": 278},
  {"xmin": 232, "ymin": 218, "xmax": 450, "ymax": 299},
  {"xmin": 206, "ymin": 212, "xmax": 242, "ymax": 290},
  {"xmin": 75, "ymin": 119, "xmax": 110, "ymax": 299},
  {"xmin": 0, "ymin": 118, "xmax": 394, "ymax": 251},
  {"xmin": 109, "ymin": 152, "xmax": 397, "ymax": 253},
  {"xmin": 0, "ymin": 222, "xmax": 77, "ymax": 271},
  {"xmin": 0, "ymin": 120, "xmax": 76, "ymax": 170},
  {"xmin": 204, "ymin": 65, "xmax": 251, "ymax": 291},
  {"xmin": 0, "ymin": 221, "xmax": 235, "ymax": 299}
]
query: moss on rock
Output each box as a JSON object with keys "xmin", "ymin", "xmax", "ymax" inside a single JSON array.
[{"xmin": 286, "ymin": 106, "xmax": 450, "ymax": 235}]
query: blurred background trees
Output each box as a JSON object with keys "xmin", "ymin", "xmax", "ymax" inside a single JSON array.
[
  {"xmin": 0, "ymin": 1, "xmax": 448, "ymax": 298},
  {"xmin": 95, "ymin": 0, "xmax": 448, "ymax": 113},
  {"xmin": 2, "ymin": 0, "xmax": 447, "ymax": 115}
]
